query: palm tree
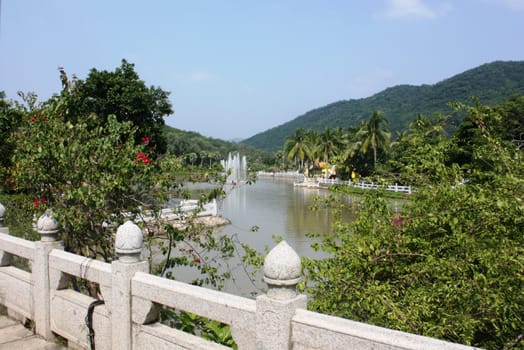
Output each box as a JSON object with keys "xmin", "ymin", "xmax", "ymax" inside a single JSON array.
[
  {"xmin": 340, "ymin": 126, "xmax": 361, "ymax": 161},
  {"xmin": 357, "ymin": 111, "xmax": 391, "ymax": 168},
  {"xmin": 390, "ymin": 130, "xmax": 409, "ymax": 149},
  {"xmin": 304, "ymin": 129, "xmax": 320, "ymax": 166},
  {"xmin": 317, "ymin": 127, "xmax": 345, "ymax": 164},
  {"xmin": 283, "ymin": 128, "xmax": 311, "ymax": 170}
]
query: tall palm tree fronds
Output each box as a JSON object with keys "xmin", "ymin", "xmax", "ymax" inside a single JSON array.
[
  {"xmin": 357, "ymin": 111, "xmax": 391, "ymax": 167},
  {"xmin": 283, "ymin": 128, "xmax": 312, "ymax": 169},
  {"xmin": 317, "ymin": 127, "xmax": 346, "ymax": 164}
]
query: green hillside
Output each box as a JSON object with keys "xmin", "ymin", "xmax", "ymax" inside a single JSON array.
[
  {"xmin": 163, "ymin": 126, "xmax": 272, "ymax": 169},
  {"xmin": 241, "ymin": 61, "xmax": 524, "ymax": 152}
]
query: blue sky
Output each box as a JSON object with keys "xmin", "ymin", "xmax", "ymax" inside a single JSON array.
[{"xmin": 1, "ymin": 0, "xmax": 523, "ymax": 140}]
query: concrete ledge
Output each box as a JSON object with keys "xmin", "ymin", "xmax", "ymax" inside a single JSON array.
[
  {"xmin": 0, "ymin": 233, "xmax": 35, "ymax": 261},
  {"xmin": 49, "ymin": 250, "xmax": 112, "ymax": 286},
  {"xmin": 0, "ymin": 267, "xmax": 33, "ymax": 319},
  {"xmin": 292, "ymin": 309, "xmax": 481, "ymax": 350},
  {"xmin": 50, "ymin": 289, "xmax": 110, "ymax": 350},
  {"xmin": 132, "ymin": 272, "xmax": 256, "ymax": 326}
]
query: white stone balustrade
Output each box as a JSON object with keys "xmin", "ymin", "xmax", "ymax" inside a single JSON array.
[{"xmin": 0, "ymin": 201, "xmax": 480, "ymax": 350}]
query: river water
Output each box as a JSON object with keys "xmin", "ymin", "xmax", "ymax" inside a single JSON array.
[
  {"xmin": 218, "ymin": 177, "xmax": 357, "ymax": 258},
  {"xmin": 160, "ymin": 177, "xmax": 401, "ymax": 297},
  {"xmin": 176, "ymin": 177, "xmax": 360, "ymax": 296}
]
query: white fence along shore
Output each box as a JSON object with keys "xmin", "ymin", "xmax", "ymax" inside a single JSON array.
[
  {"xmin": 259, "ymin": 172, "xmax": 412, "ymax": 194},
  {"xmin": 0, "ymin": 202, "xmax": 478, "ymax": 349},
  {"xmin": 350, "ymin": 181, "xmax": 413, "ymax": 194}
]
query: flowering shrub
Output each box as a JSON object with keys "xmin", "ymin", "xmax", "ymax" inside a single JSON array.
[{"xmin": 8, "ymin": 95, "xmax": 157, "ymax": 258}]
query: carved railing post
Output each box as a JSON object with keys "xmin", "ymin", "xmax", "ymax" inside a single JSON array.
[
  {"xmin": 112, "ymin": 221, "xmax": 149, "ymax": 350},
  {"xmin": 33, "ymin": 210, "xmax": 63, "ymax": 340},
  {"xmin": 256, "ymin": 240, "xmax": 307, "ymax": 349}
]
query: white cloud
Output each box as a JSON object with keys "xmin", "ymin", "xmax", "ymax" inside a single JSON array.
[{"xmin": 380, "ymin": 0, "xmax": 438, "ymax": 19}]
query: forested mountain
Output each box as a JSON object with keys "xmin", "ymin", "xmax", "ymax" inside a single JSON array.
[
  {"xmin": 242, "ymin": 61, "xmax": 524, "ymax": 152},
  {"xmin": 163, "ymin": 126, "xmax": 272, "ymax": 168}
]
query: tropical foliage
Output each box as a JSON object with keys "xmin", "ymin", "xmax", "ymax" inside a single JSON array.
[
  {"xmin": 356, "ymin": 111, "xmax": 391, "ymax": 167},
  {"xmin": 302, "ymin": 99, "xmax": 524, "ymax": 349},
  {"xmin": 279, "ymin": 110, "xmax": 393, "ymax": 177}
]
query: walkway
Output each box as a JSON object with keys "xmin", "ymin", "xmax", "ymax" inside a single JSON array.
[{"xmin": 0, "ymin": 316, "xmax": 65, "ymax": 350}]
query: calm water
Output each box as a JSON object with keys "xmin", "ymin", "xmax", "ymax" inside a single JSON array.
[
  {"xmin": 212, "ymin": 177, "xmax": 359, "ymax": 296},
  {"xmin": 160, "ymin": 177, "xmax": 400, "ymax": 296},
  {"xmin": 218, "ymin": 177, "xmax": 357, "ymax": 258}
]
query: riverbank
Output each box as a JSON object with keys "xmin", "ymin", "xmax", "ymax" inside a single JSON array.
[{"xmin": 257, "ymin": 171, "xmax": 412, "ymax": 199}]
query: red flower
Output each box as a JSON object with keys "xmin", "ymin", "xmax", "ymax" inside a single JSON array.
[
  {"xmin": 140, "ymin": 136, "xmax": 150, "ymax": 145},
  {"xmin": 33, "ymin": 197, "xmax": 46, "ymax": 208},
  {"xmin": 30, "ymin": 116, "xmax": 36, "ymax": 122},
  {"xmin": 391, "ymin": 214, "xmax": 409, "ymax": 226},
  {"xmin": 135, "ymin": 153, "xmax": 151, "ymax": 164}
]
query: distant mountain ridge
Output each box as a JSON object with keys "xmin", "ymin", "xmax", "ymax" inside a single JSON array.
[{"xmin": 241, "ymin": 61, "xmax": 524, "ymax": 152}]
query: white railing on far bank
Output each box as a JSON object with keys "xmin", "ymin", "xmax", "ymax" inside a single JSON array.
[{"xmin": 349, "ymin": 180, "xmax": 412, "ymax": 194}]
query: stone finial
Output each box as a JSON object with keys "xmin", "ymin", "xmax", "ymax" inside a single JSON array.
[
  {"xmin": 263, "ymin": 240, "xmax": 302, "ymax": 300},
  {"xmin": 37, "ymin": 210, "xmax": 60, "ymax": 242},
  {"xmin": 115, "ymin": 221, "xmax": 143, "ymax": 263},
  {"xmin": 0, "ymin": 202, "xmax": 5, "ymax": 226}
]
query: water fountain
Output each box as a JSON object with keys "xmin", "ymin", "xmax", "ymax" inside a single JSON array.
[{"xmin": 221, "ymin": 152, "xmax": 247, "ymax": 184}]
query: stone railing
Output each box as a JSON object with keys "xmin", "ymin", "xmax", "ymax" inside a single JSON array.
[{"xmin": 0, "ymin": 202, "xmax": 479, "ymax": 350}]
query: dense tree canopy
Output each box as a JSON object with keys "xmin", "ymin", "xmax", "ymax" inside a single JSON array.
[
  {"xmin": 0, "ymin": 92, "xmax": 23, "ymax": 179},
  {"xmin": 61, "ymin": 59, "xmax": 173, "ymax": 154}
]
